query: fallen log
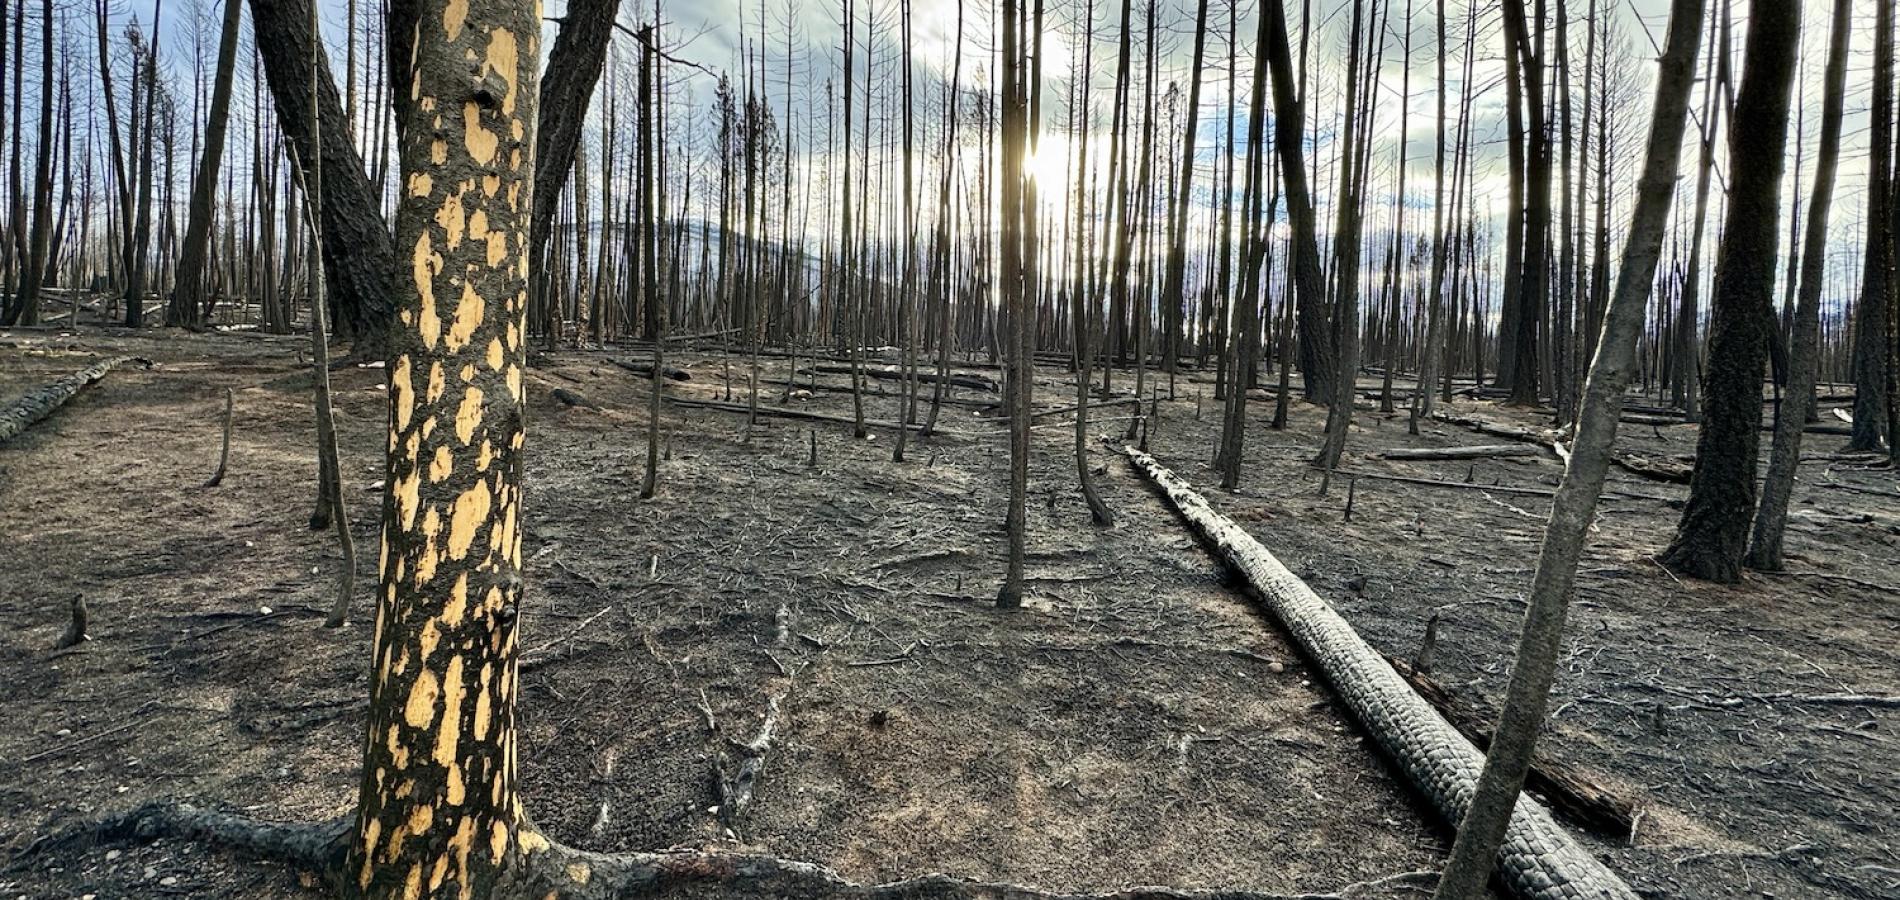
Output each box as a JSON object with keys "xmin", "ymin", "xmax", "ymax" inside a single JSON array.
[
  {"xmin": 1385, "ymin": 656, "xmax": 1639, "ymax": 838},
  {"xmin": 611, "ymin": 359, "xmax": 692, "ymax": 381},
  {"xmin": 805, "ymin": 363, "xmax": 998, "ymax": 393},
  {"xmin": 1431, "ymin": 410, "xmax": 1691, "ymax": 484},
  {"xmin": 663, "ymin": 396, "xmax": 966, "ymax": 440},
  {"xmin": 1115, "ymin": 443, "xmax": 1638, "ymax": 900},
  {"xmin": 1379, "ymin": 444, "xmax": 1544, "ymax": 461},
  {"xmin": 1341, "ymin": 469, "xmax": 1564, "ymax": 499},
  {"xmin": 0, "ymin": 356, "xmax": 140, "ymax": 445}
]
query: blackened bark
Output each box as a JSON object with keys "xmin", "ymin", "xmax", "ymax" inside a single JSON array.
[
  {"xmin": 350, "ymin": 0, "xmax": 540, "ymax": 887},
  {"xmin": 1748, "ymin": 0, "xmax": 1850, "ymax": 572},
  {"xmin": 528, "ymin": 0, "xmax": 623, "ymax": 343},
  {"xmin": 170, "ymin": 0, "xmax": 245, "ymax": 328},
  {"xmin": 1659, "ymin": 0, "xmax": 1801, "ymax": 584},
  {"xmin": 1262, "ymin": 0, "xmax": 1335, "ymax": 403},
  {"xmin": 1850, "ymin": 0, "xmax": 1895, "ymax": 451},
  {"xmin": 249, "ymin": 0, "xmax": 395, "ymax": 352}
]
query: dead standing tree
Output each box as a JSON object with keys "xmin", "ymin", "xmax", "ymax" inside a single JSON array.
[
  {"xmin": 168, "ymin": 0, "xmax": 245, "ymax": 329},
  {"xmin": 1748, "ymin": 0, "xmax": 1850, "ymax": 572},
  {"xmin": 997, "ymin": 0, "xmax": 1035, "ymax": 609},
  {"xmin": 1658, "ymin": 0, "xmax": 1802, "ymax": 584}
]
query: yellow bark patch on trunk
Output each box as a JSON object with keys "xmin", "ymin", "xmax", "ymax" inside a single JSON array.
[
  {"xmin": 473, "ymin": 663, "xmax": 493, "ymax": 740},
  {"xmin": 442, "ymin": 0, "xmax": 467, "ymax": 41},
  {"xmin": 404, "ymin": 667, "xmax": 441, "ymax": 729},
  {"xmin": 484, "ymin": 29, "xmax": 520, "ymax": 114},
  {"xmin": 436, "ymin": 655, "xmax": 467, "ymax": 804},
  {"xmin": 392, "ymin": 356, "xmax": 416, "ymax": 432},
  {"xmin": 429, "ymin": 445, "xmax": 454, "ymax": 483},
  {"xmin": 465, "ymin": 103, "xmax": 499, "ymax": 166},
  {"xmin": 447, "ymin": 480, "xmax": 494, "ymax": 561},
  {"xmin": 455, "ymin": 386, "xmax": 486, "ymax": 445},
  {"xmin": 413, "ymin": 234, "xmax": 443, "ymax": 349},
  {"xmin": 444, "ymin": 574, "xmax": 470, "ymax": 626},
  {"xmin": 447, "ymin": 282, "xmax": 485, "ymax": 352}
]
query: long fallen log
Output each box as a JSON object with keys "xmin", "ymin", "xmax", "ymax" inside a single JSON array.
[
  {"xmin": 1379, "ymin": 444, "xmax": 1544, "ymax": 461},
  {"xmin": 1431, "ymin": 411, "xmax": 1691, "ymax": 484},
  {"xmin": 805, "ymin": 363, "xmax": 999, "ymax": 393},
  {"xmin": 0, "ymin": 357, "xmax": 139, "ymax": 445},
  {"xmin": 1385, "ymin": 656, "xmax": 1639, "ymax": 838},
  {"xmin": 1115, "ymin": 444, "xmax": 1638, "ymax": 900}
]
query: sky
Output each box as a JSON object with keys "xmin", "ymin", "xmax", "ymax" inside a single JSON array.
[{"xmin": 104, "ymin": 0, "xmax": 1884, "ymax": 318}]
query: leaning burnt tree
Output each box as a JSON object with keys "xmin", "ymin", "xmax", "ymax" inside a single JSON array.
[
  {"xmin": 249, "ymin": 0, "xmax": 395, "ymax": 350},
  {"xmin": 1431, "ymin": 0, "xmax": 1707, "ymax": 894}
]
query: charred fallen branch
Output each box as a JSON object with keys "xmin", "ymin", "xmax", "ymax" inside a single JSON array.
[
  {"xmin": 1430, "ymin": 411, "xmax": 1691, "ymax": 484},
  {"xmin": 0, "ymin": 357, "xmax": 142, "ymax": 445},
  {"xmin": 613, "ymin": 358, "xmax": 693, "ymax": 381},
  {"xmin": 716, "ymin": 694, "xmax": 783, "ymax": 831},
  {"xmin": 1378, "ymin": 444, "xmax": 1544, "ymax": 461},
  {"xmin": 663, "ymin": 396, "xmax": 965, "ymax": 440},
  {"xmin": 805, "ymin": 363, "xmax": 999, "ymax": 393},
  {"xmin": 1115, "ymin": 443, "xmax": 1638, "ymax": 900}
]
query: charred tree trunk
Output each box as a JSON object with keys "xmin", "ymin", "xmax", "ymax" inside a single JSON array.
[
  {"xmin": 527, "ymin": 0, "xmax": 622, "ymax": 344},
  {"xmin": 169, "ymin": 0, "xmax": 245, "ymax": 328},
  {"xmin": 248, "ymin": 0, "xmax": 395, "ymax": 351},
  {"xmin": 1658, "ymin": 0, "xmax": 1801, "ymax": 584},
  {"xmin": 1747, "ymin": 0, "xmax": 1849, "ymax": 572},
  {"xmin": 350, "ymin": 0, "xmax": 540, "ymax": 887},
  {"xmin": 1262, "ymin": 0, "xmax": 1335, "ymax": 404}
]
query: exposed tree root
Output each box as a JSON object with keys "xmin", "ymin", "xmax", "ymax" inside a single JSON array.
[{"xmin": 13, "ymin": 801, "xmax": 1433, "ymax": 899}]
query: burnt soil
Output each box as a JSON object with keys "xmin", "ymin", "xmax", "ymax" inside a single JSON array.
[{"xmin": 1, "ymin": 328, "xmax": 1895, "ymax": 899}]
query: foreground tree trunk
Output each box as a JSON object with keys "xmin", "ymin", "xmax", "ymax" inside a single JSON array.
[
  {"xmin": 996, "ymin": 0, "xmax": 1032, "ymax": 609},
  {"xmin": 1748, "ymin": 0, "xmax": 1850, "ymax": 572},
  {"xmin": 1658, "ymin": 0, "xmax": 1801, "ymax": 584},
  {"xmin": 349, "ymin": 0, "xmax": 540, "ymax": 889},
  {"xmin": 1430, "ymin": 0, "xmax": 1706, "ymax": 894}
]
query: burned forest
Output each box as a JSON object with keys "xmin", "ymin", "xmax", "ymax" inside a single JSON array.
[{"xmin": 4, "ymin": 0, "xmax": 1900, "ymax": 898}]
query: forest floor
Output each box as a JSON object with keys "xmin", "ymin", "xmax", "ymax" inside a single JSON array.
[{"xmin": 0, "ymin": 328, "xmax": 1895, "ymax": 900}]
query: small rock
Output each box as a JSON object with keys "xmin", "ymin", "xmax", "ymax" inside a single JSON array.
[
  {"xmin": 143, "ymin": 866, "xmax": 157, "ymax": 880},
  {"xmin": 1267, "ymin": 662, "xmax": 1285, "ymax": 675},
  {"xmin": 55, "ymin": 728, "xmax": 71, "ymax": 738},
  {"xmin": 105, "ymin": 850, "xmax": 121, "ymax": 862},
  {"xmin": 160, "ymin": 876, "xmax": 178, "ymax": 887},
  {"xmin": 258, "ymin": 606, "xmax": 273, "ymax": 615}
]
